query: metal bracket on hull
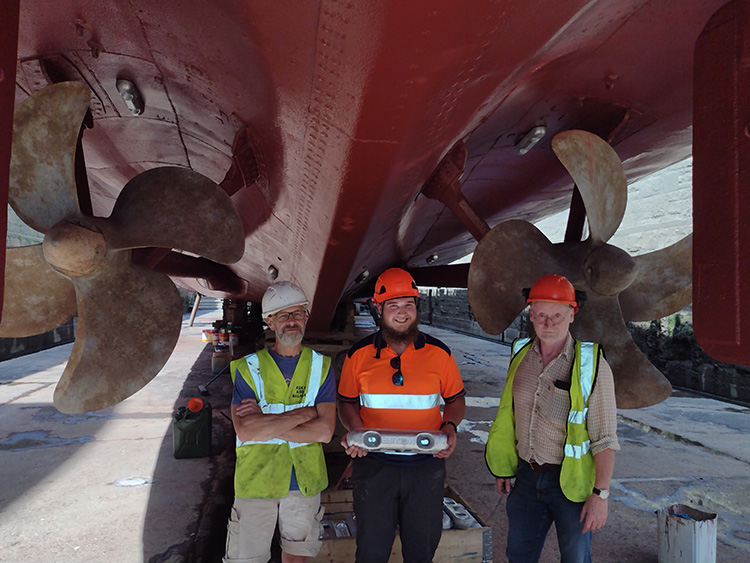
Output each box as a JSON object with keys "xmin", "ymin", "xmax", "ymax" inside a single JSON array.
[{"xmin": 421, "ymin": 142, "xmax": 491, "ymax": 243}]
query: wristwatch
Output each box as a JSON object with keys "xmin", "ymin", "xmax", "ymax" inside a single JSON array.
[{"xmin": 592, "ymin": 487, "xmax": 610, "ymax": 500}]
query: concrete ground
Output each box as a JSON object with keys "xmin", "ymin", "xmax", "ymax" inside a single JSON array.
[
  {"xmin": 0, "ymin": 310, "xmax": 237, "ymax": 563},
  {"xmin": 435, "ymin": 325, "xmax": 750, "ymax": 562},
  {"xmin": 1, "ymin": 312, "xmax": 748, "ymax": 562}
]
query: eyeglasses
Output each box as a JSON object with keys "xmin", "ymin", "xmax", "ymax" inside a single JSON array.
[
  {"xmin": 531, "ymin": 312, "xmax": 568, "ymax": 326},
  {"xmin": 390, "ymin": 356, "xmax": 403, "ymax": 386},
  {"xmin": 274, "ymin": 310, "xmax": 307, "ymax": 323}
]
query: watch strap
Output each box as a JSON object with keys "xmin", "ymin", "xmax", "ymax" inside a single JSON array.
[
  {"xmin": 592, "ymin": 487, "xmax": 610, "ymax": 499},
  {"xmin": 440, "ymin": 420, "xmax": 458, "ymax": 432}
]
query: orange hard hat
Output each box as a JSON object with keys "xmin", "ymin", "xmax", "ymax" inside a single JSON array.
[
  {"xmin": 526, "ymin": 274, "xmax": 579, "ymax": 312},
  {"xmin": 373, "ymin": 268, "xmax": 420, "ymax": 304}
]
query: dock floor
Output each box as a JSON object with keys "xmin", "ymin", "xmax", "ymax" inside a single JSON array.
[{"xmin": 1, "ymin": 312, "xmax": 748, "ymax": 562}]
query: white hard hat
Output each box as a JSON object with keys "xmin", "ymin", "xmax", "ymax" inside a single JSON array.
[{"xmin": 262, "ymin": 281, "xmax": 309, "ymax": 318}]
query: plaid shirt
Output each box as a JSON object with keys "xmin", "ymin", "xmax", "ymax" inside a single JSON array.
[{"xmin": 512, "ymin": 334, "xmax": 620, "ymax": 465}]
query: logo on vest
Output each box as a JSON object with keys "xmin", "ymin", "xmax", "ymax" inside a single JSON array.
[{"xmin": 291, "ymin": 385, "xmax": 307, "ymax": 400}]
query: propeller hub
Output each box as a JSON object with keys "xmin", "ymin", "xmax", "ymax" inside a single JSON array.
[
  {"xmin": 43, "ymin": 220, "xmax": 107, "ymax": 277},
  {"xmin": 583, "ymin": 244, "xmax": 637, "ymax": 296}
]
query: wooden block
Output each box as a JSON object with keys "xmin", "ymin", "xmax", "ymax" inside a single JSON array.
[{"xmin": 312, "ymin": 486, "xmax": 492, "ymax": 562}]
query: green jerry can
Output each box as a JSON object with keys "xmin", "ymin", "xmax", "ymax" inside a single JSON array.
[{"xmin": 173, "ymin": 397, "xmax": 212, "ymax": 459}]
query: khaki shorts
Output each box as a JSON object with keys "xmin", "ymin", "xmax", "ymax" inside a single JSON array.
[{"xmin": 223, "ymin": 491, "xmax": 324, "ymax": 562}]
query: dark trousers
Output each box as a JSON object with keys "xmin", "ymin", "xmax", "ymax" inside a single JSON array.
[
  {"xmin": 506, "ymin": 460, "xmax": 592, "ymax": 563},
  {"xmin": 351, "ymin": 455, "xmax": 446, "ymax": 563}
]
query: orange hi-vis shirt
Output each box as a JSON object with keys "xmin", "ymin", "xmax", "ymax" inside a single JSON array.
[{"xmin": 337, "ymin": 331, "xmax": 465, "ymax": 431}]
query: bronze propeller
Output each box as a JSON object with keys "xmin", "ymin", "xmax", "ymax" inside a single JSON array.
[
  {"xmin": 0, "ymin": 82, "xmax": 245, "ymax": 413},
  {"xmin": 468, "ymin": 130, "xmax": 691, "ymax": 409}
]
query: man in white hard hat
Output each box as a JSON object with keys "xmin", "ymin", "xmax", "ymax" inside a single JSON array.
[{"xmin": 223, "ymin": 281, "xmax": 336, "ymax": 563}]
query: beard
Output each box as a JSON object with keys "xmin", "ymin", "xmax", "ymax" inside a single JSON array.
[
  {"xmin": 380, "ymin": 311, "xmax": 420, "ymax": 345},
  {"xmin": 276, "ymin": 325, "xmax": 304, "ymax": 347}
]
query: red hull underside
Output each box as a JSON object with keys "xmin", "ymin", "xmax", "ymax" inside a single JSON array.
[{"xmin": 4, "ymin": 0, "xmax": 747, "ymax": 364}]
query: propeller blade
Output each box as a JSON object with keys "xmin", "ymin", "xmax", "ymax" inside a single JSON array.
[
  {"xmin": 52, "ymin": 250, "xmax": 182, "ymax": 413},
  {"xmin": 468, "ymin": 220, "xmax": 560, "ymax": 334},
  {"xmin": 551, "ymin": 130, "xmax": 627, "ymax": 244},
  {"xmin": 619, "ymin": 234, "xmax": 693, "ymax": 322},
  {"xmin": 9, "ymin": 82, "xmax": 90, "ymax": 232},
  {"xmin": 570, "ymin": 297, "xmax": 672, "ymax": 408},
  {"xmin": 100, "ymin": 167, "xmax": 245, "ymax": 264},
  {"xmin": 0, "ymin": 245, "xmax": 77, "ymax": 337}
]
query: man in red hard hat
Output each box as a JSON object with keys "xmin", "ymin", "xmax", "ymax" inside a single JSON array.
[
  {"xmin": 485, "ymin": 274, "xmax": 620, "ymax": 563},
  {"xmin": 338, "ymin": 267, "xmax": 466, "ymax": 563}
]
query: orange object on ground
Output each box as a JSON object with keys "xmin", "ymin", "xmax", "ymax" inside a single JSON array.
[{"xmin": 187, "ymin": 397, "xmax": 204, "ymax": 412}]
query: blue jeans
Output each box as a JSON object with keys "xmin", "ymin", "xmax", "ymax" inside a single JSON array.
[{"xmin": 506, "ymin": 460, "xmax": 591, "ymax": 563}]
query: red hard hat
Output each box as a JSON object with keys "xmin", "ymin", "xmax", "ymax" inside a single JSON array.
[
  {"xmin": 526, "ymin": 274, "xmax": 578, "ymax": 312},
  {"xmin": 373, "ymin": 268, "xmax": 420, "ymax": 304}
]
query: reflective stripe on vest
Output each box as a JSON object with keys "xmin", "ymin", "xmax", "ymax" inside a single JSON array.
[
  {"xmin": 558, "ymin": 340, "xmax": 599, "ymax": 500},
  {"xmin": 564, "ymin": 440, "xmax": 591, "ymax": 458},
  {"xmin": 512, "ymin": 337, "xmax": 531, "ymax": 357},
  {"xmin": 236, "ymin": 350, "xmax": 325, "ymax": 449},
  {"xmin": 578, "ymin": 342, "xmax": 595, "ymax": 404},
  {"xmin": 567, "ymin": 342, "xmax": 594, "ymax": 426},
  {"xmin": 359, "ymin": 392, "xmax": 440, "ymax": 410}
]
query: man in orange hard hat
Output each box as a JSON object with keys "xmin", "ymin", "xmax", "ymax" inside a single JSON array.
[
  {"xmin": 338, "ymin": 267, "xmax": 466, "ymax": 563},
  {"xmin": 485, "ymin": 274, "xmax": 620, "ymax": 563}
]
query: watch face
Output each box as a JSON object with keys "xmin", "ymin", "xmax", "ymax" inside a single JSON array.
[{"xmin": 597, "ymin": 488, "xmax": 610, "ymax": 499}]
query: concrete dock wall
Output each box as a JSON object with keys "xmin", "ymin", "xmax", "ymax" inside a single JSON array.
[
  {"xmin": 418, "ymin": 287, "xmax": 529, "ymax": 345},
  {"xmin": 630, "ymin": 318, "xmax": 750, "ymax": 404},
  {"xmin": 0, "ymin": 317, "xmax": 77, "ymax": 361}
]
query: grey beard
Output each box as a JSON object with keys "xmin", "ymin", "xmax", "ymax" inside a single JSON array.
[
  {"xmin": 277, "ymin": 328, "xmax": 304, "ymax": 347},
  {"xmin": 380, "ymin": 312, "xmax": 420, "ymax": 345}
]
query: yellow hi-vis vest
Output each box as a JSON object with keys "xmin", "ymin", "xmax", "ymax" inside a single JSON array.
[
  {"xmin": 230, "ymin": 346, "xmax": 331, "ymax": 498},
  {"xmin": 485, "ymin": 337, "xmax": 602, "ymax": 502}
]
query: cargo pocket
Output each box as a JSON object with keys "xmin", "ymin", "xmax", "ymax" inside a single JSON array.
[
  {"xmin": 224, "ymin": 506, "xmax": 241, "ymax": 560},
  {"xmin": 293, "ymin": 502, "xmax": 325, "ymax": 556},
  {"xmin": 309, "ymin": 503, "xmax": 325, "ymax": 541}
]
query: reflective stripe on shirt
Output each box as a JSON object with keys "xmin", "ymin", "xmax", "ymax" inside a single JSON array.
[{"xmin": 360, "ymin": 392, "xmax": 440, "ymax": 410}]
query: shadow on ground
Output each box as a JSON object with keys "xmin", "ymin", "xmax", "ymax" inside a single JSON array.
[
  {"xmin": 0, "ymin": 403, "xmax": 107, "ymax": 511},
  {"xmin": 142, "ymin": 343, "xmax": 237, "ymax": 563}
]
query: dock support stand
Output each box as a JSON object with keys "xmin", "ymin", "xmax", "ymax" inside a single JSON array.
[{"xmin": 188, "ymin": 294, "xmax": 202, "ymax": 327}]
